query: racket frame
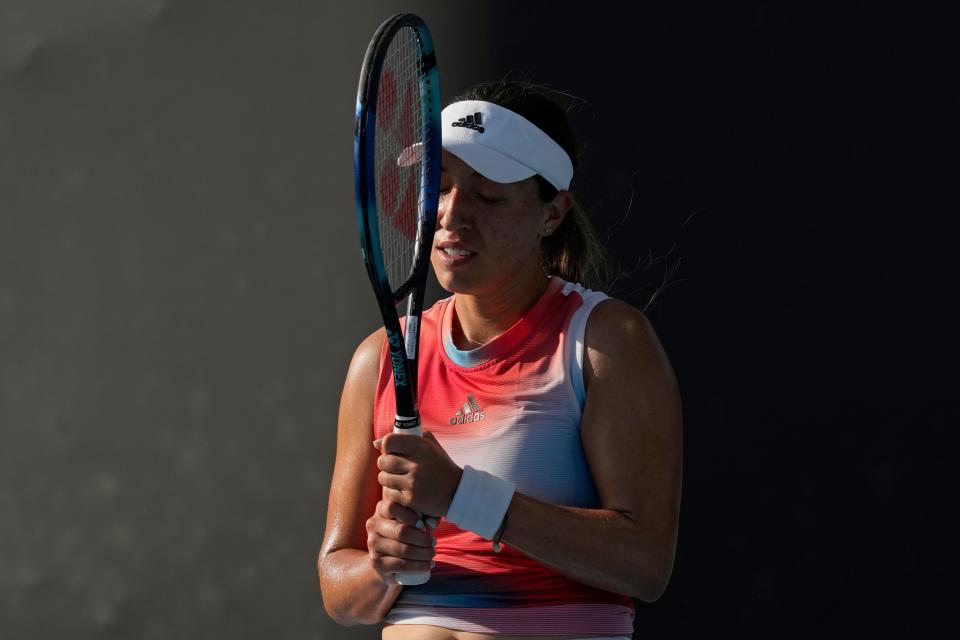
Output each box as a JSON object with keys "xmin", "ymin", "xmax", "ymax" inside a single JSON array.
[{"xmin": 354, "ymin": 13, "xmax": 441, "ymax": 430}]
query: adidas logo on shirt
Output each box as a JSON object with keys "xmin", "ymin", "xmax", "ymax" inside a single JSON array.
[
  {"xmin": 451, "ymin": 112, "xmax": 485, "ymax": 133},
  {"xmin": 450, "ymin": 393, "xmax": 486, "ymax": 425}
]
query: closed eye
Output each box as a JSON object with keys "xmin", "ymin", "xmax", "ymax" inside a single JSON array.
[{"xmin": 478, "ymin": 193, "xmax": 505, "ymax": 205}]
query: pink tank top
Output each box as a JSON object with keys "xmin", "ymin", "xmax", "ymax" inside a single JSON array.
[{"xmin": 373, "ymin": 276, "xmax": 635, "ymax": 636}]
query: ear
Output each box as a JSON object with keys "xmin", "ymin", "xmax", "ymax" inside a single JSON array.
[{"xmin": 540, "ymin": 190, "xmax": 575, "ymax": 237}]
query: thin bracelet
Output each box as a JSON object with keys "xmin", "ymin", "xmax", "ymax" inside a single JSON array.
[{"xmin": 491, "ymin": 512, "xmax": 508, "ymax": 553}]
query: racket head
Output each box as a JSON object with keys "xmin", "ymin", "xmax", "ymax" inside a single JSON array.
[
  {"xmin": 354, "ymin": 13, "xmax": 441, "ymax": 422},
  {"xmin": 354, "ymin": 13, "xmax": 441, "ymax": 306}
]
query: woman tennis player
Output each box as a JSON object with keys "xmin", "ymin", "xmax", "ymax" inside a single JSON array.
[{"xmin": 319, "ymin": 80, "xmax": 683, "ymax": 639}]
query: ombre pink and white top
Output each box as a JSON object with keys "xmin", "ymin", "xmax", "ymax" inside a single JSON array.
[{"xmin": 373, "ymin": 276, "xmax": 635, "ymax": 636}]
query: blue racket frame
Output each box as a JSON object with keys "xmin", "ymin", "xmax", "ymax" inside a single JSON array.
[{"xmin": 353, "ymin": 13, "xmax": 442, "ymax": 428}]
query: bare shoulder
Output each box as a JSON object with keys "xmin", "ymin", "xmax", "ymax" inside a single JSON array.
[
  {"xmin": 343, "ymin": 327, "xmax": 387, "ymax": 394},
  {"xmin": 583, "ymin": 298, "xmax": 676, "ymax": 386}
]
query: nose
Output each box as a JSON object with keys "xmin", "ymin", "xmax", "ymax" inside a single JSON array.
[{"xmin": 437, "ymin": 186, "xmax": 471, "ymax": 232}]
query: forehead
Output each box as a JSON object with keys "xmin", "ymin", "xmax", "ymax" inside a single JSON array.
[
  {"xmin": 440, "ymin": 150, "xmax": 474, "ymax": 173},
  {"xmin": 440, "ymin": 150, "xmax": 536, "ymax": 192}
]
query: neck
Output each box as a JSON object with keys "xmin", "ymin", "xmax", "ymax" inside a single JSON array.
[{"xmin": 451, "ymin": 268, "xmax": 552, "ymax": 349}]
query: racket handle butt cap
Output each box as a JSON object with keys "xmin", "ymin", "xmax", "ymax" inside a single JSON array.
[{"xmin": 394, "ymin": 570, "xmax": 431, "ymax": 586}]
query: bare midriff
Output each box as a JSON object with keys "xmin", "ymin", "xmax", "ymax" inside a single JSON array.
[{"xmin": 382, "ymin": 624, "xmax": 614, "ymax": 640}]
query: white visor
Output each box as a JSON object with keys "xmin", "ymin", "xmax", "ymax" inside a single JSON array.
[{"xmin": 398, "ymin": 100, "xmax": 574, "ymax": 191}]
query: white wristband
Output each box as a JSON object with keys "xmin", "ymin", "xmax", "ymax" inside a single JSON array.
[{"xmin": 445, "ymin": 466, "xmax": 516, "ymax": 540}]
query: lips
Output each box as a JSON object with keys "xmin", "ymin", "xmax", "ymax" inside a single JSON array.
[{"xmin": 435, "ymin": 240, "xmax": 476, "ymax": 266}]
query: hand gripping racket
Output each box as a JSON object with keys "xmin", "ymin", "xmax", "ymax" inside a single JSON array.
[{"xmin": 353, "ymin": 13, "xmax": 441, "ymax": 586}]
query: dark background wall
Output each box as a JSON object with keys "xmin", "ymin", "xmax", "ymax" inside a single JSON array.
[{"xmin": 0, "ymin": 1, "xmax": 954, "ymax": 638}]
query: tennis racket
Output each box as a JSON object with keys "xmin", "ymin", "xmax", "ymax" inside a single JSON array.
[{"xmin": 353, "ymin": 13, "xmax": 442, "ymax": 586}]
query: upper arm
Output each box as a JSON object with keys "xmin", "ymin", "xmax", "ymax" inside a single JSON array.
[
  {"xmin": 320, "ymin": 328, "xmax": 386, "ymax": 560},
  {"xmin": 580, "ymin": 300, "xmax": 683, "ymax": 547}
]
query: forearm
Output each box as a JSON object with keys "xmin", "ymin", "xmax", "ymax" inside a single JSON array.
[
  {"xmin": 318, "ymin": 548, "xmax": 402, "ymax": 626},
  {"xmin": 497, "ymin": 492, "xmax": 676, "ymax": 601}
]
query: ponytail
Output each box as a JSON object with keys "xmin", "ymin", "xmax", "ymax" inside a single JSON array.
[{"xmin": 535, "ymin": 177, "xmax": 606, "ymax": 289}]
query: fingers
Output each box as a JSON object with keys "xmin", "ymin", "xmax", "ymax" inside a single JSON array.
[
  {"xmin": 380, "ymin": 487, "xmax": 443, "ymax": 523},
  {"xmin": 372, "ymin": 535, "xmax": 435, "ymax": 563},
  {"xmin": 380, "ymin": 485, "xmax": 409, "ymax": 508},
  {"xmin": 371, "ymin": 500, "xmax": 434, "ymax": 547},
  {"xmin": 366, "ymin": 500, "xmax": 437, "ymax": 584},
  {"xmin": 376, "ymin": 430, "xmax": 457, "ymax": 518},
  {"xmin": 378, "ymin": 491, "xmax": 438, "ymax": 535},
  {"xmin": 376, "ymin": 499, "xmax": 431, "ymax": 535},
  {"xmin": 376, "ymin": 430, "xmax": 448, "ymax": 457},
  {"xmin": 376, "ymin": 453, "xmax": 413, "ymax": 474},
  {"xmin": 378, "ymin": 471, "xmax": 402, "ymax": 495},
  {"xmin": 379, "ymin": 432, "xmax": 423, "ymax": 456},
  {"xmin": 376, "ymin": 451, "xmax": 412, "ymax": 508}
]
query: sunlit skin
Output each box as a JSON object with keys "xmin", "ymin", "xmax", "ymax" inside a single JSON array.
[
  {"xmin": 318, "ymin": 150, "xmax": 684, "ymax": 640},
  {"xmin": 432, "ymin": 150, "xmax": 573, "ymax": 348}
]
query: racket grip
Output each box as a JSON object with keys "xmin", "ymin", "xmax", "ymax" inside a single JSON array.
[{"xmin": 392, "ymin": 420, "xmax": 435, "ymax": 585}]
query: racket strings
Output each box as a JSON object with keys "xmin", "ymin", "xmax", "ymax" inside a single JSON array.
[{"xmin": 375, "ymin": 26, "xmax": 427, "ymax": 296}]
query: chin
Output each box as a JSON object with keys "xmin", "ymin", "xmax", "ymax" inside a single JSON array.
[
  {"xmin": 432, "ymin": 264, "xmax": 488, "ymax": 296},
  {"xmin": 434, "ymin": 271, "xmax": 473, "ymax": 295}
]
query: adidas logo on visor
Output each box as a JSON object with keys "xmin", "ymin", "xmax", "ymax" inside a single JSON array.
[
  {"xmin": 450, "ymin": 393, "xmax": 486, "ymax": 425},
  {"xmin": 451, "ymin": 112, "xmax": 484, "ymax": 133}
]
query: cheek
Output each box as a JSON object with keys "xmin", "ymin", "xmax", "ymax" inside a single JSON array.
[{"xmin": 484, "ymin": 209, "xmax": 541, "ymax": 253}]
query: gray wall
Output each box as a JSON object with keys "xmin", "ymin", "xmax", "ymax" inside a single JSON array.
[
  {"xmin": 13, "ymin": 1, "xmax": 934, "ymax": 637},
  {"xmin": 1, "ymin": 2, "xmax": 496, "ymax": 638}
]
